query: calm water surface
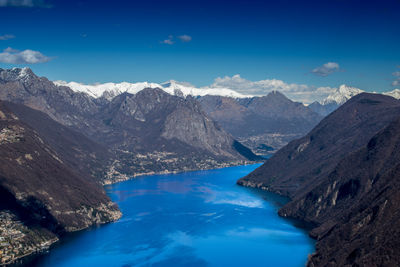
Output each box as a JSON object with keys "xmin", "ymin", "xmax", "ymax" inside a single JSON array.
[{"xmin": 33, "ymin": 164, "xmax": 314, "ymax": 267}]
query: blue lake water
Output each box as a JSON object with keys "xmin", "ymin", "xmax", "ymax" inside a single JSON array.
[{"xmin": 33, "ymin": 164, "xmax": 314, "ymax": 267}]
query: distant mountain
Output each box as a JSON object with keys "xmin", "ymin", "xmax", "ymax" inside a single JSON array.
[
  {"xmin": 383, "ymin": 88, "xmax": 400, "ymax": 99},
  {"xmin": 308, "ymin": 101, "xmax": 338, "ymax": 117},
  {"xmin": 322, "ymin": 84, "xmax": 364, "ymax": 105},
  {"xmin": 238, "ymin": 93, "xmax": 400, "ymax": 266},
  {"xmin": 0, "ymin": 101, "xmax": 121, "ymax": 263},
  {"xmin": 0, "ymin": 68, "xmax": 260, "ymax": 183},
  {"xmin": 54, "ymin": 79, "xmax": 250, "ymax": 100},
  {"xmin": 309, "ymin": 85, "xmax": 400, "ymax": 116},
  {"xmin": 308, "ymin": 85, "xmax": 364, "ymax": 116},
  {"xmin": 198, "ymin": 91, "xmax": 323, "ymax": 154}
]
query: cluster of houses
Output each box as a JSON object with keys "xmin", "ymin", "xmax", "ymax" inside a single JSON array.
[
  {"xmin": 0, "ymin": 210, "xmax": 57, "ymax": 265},
  {"xmin": 0, "ymin": 211, "xmax": 31, "ymax": 264}
]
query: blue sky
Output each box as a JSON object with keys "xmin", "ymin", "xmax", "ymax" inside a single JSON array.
[{"xmin": 0, "ymin": 0, "xmax": 399, "ymax": 96}]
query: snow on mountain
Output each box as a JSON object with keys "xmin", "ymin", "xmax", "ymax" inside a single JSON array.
[
  {"xmin": 321, "ymin": 84, "xmax": 364, "ymax": 105},
  {"xmin": 383, "ymin": 89, "xmax": 400, "ymax": 99},
  {"xmin": 53, "ymin": 78, "xmax": 399, "ymax": 105},
  {"xmin": 54, "ymin": 81, "xmax": 162, "ymax": 100},
  {"xmin": 160, "ymin": 80, "xmax": 250, "ymax": 98},
  {"xmin": 54, "ymin": 80, "xmax": 250, "ymax": 100}
]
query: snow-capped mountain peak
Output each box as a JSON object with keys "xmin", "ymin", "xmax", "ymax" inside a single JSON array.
[
  {"xmin": 321, "ymin": 84, "xmax": 364, "ymax": 105},
  {"xmin": 53, "ymin": 80, "xmax": 251, "ymax": 100},
  {"xmin": 54, "ymin": 81, "xmax": 163, "ymax": 100},
  {"xmin": 383, "ymin": 89, "xmax": 400, "ymax": 99}
]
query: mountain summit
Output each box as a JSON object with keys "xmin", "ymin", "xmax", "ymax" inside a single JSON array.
[{"xmin": 321, "ymin": 84, "xmax": 364, "ymax": 105}]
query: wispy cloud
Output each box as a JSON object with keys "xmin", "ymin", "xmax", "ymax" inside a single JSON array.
[
  {"xmin": 177, "ymin": 35, "xmax": 192, "ymax": 42},
  {"xmin": 208, "ymin": 74, "xmax": 336, "ymax": 103},
  {"xmin": 161, "ymin": 34, "xmax": 192, "ymax": 45},
  {"xmin": 311, "ymin": 62, "xmax": 340, "ymax": 77},
  {"xmin": 392, "ymin": 71, "xmax": 400, "ymax": 86},
  {"xmin": 0, "ymin": 47, "xmax": 52, "ymax": 64},
  {"xmin": 161, "ymin": 35, "xmax": 174, "ymax": 45},
  {"xmin": 0, "ymin": 0, "xmax": 52, "ymax": 7},
  {"xmin": 0, "ymin": 34, "xmax": 15, "ymax": 40}
]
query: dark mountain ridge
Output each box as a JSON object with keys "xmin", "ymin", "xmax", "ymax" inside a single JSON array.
[
  {"xmin": 239, "ymin": 93, "xmax": 400, "ymax": 197},
  {"xmin": 237, "ymin": 93, "xmax": 400, "ymax": 266}
]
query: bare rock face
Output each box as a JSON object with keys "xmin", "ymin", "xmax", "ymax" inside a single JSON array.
[
  {"xmin": 198, "ymin": 92, "xmax": 322, "ymax": 154},
  {"xmin": 238, "ymin": 93, "xmax": 400, "ymax": 266}
]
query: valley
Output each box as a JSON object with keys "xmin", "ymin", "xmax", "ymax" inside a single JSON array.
[{"xmin": 1, "ymin": 67, "xmax": 400, "ymax": 266}]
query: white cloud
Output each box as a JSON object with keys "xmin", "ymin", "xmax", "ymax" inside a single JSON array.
[
  {"xmin": 0, "ymin": 0, "xmax": 51, "ymax": 7},
  {"xmin": 311, "ymin": 62, "xmax": 340, "ymax": 77},
  {"xmin": 392, "ymin": 71, "xmax": 400, "ymax": 86},
  {"xmin": 207, "ymin": 74, "xmax": 336, "ymax": 103},
  {"xmin": 161, "ymin": 35, "xmax": 174, "ymax": 45},
  {"xmin": 0, "ymin": 34, "xmax": 15, "ymax": 40},
  {"xmin": 178, "ymin": 35, "xmax": 192, "ymax": 42},
  {"xmin": 4, "ymin": 47, "xmax": 18, "ymax": 52},
  {"xmin": 0, "ymin": 47, "xmax": 52, "ymax": 64},
  {"xmin": 161, "ymin": 34, "xmax": 192, "ymax": 45}
]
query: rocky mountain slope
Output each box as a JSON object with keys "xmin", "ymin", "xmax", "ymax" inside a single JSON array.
[
  {"xmin": 3, "ymin": 101, "xmax": 115, "ymax": 181},
  {"xmin": 0, "ymin": 68, "xmax": 260, "ymax": 183},
  {"xmin": 0, "ymin": 101, "xmax": 121, "ymax": 264},
  {"xmin": 198, "ymin": 91, "xmax": 323, "ymax": 154},
  {"xmin": 238, "ymin": 93, "xmax": 400, "ymax": 266},
  {"xmin": 295, "ymin": 116, "xmax": 400, "ymax": 266}
]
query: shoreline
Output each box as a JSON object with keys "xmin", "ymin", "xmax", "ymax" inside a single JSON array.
[
  {"xmin": 6, "ymin": 161, "xmax": 266, "ymax": 266},
  {"xmin": 103, "ymin": 159, "xmax": 265, "ymax": 185}
]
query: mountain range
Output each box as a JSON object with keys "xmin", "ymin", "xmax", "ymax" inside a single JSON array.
[
  {"xmin": 238, "ymin": 92, "xmax": 400, "ymax": 265},
  {"xmin": 56, "ymin": 77, "xmax": 326, "ymax": 154},
  {"xmin": 54, "ymin": 77, "xmax": 400, "ymax": 152},
  {"xmin": 0, "ymin": 68, "xmax": 260, "ymax": 184}
]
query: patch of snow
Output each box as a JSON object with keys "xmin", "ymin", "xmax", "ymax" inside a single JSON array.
[
  {"xmin": 321, "ymin": 84, "xmax": 364, "ymax": 105},
  {"xmin": 383, "ymin": 89, "xmax": 400, "ymax": 99}
]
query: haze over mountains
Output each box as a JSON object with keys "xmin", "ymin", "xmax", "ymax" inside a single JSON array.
[{"xmin": 238, "ymin": 93, "xmax": 400, "ymax": 265}]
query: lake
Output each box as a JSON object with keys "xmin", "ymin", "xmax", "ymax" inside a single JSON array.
[{"xmin": 32, "ymin": 164, "xmax": 314, "ymax": 267}]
